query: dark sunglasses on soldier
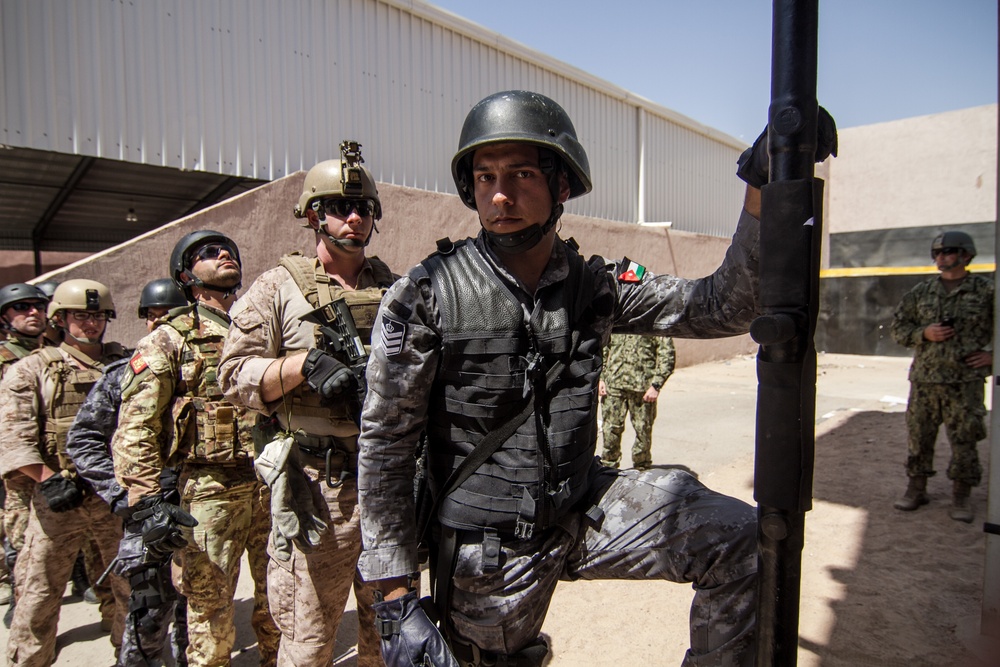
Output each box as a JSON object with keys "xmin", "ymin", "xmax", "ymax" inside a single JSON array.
[
  {"xmin": 192, "ymin": 243, "xmax": 237, "ymax": 262},
  {"xmin": 9, "ymin": 301, "xmax": 46, "ymax": 312},
  {"xmin": 931, "ymin": 247, "xmax": 961, "ymax": 257},
  {"xmin": 317, "ymin": 198, "xmax": 376, "ymax": 218}
]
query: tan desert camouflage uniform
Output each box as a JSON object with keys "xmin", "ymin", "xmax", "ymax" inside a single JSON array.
[
  {"xmin": 600, "ymin": 333, "xmax": 676, "ymax": 469},
  {"xmin": 0, "ymin": 341, "xmax": 131, "ymax": 666},
  {"xmin": 113, "ymin": 303, "xmax": 278, "ymax": 667},
  {"xmin": 890, "ymin": 273, "xmax": 994, "ymax": 485},
  {"xmin": 219, "ymin": 256, "xmax": 394, "ymax": 667}
]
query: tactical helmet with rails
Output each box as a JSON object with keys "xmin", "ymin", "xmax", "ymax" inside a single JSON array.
[
  {"xmin": 138, "ymin": 278, "xmax": 188, "ymax": 318},
  {"xmin": 451, "ymin": 90, "xmax": 592, "ymax": 253},
  {"xmin": 47, "ymin": 279, "xmax": 116, "ymax": 320},
  {"xmin": 294, "ymin": 141, "xmax": 382, "ymax": 250},
  {"xmin": 0, "ymin": 283, "xmax": 49, "ymax": 314},
  {"xmin": 931, "ymin": 231, "xmax": 977, "ymax": 259},
  {"xmin": 169, "ymin": 230, "xmax": 242, "ymax": 299}
]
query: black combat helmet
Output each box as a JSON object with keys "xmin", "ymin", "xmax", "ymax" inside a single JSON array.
[
  {"xmin": 169, "ymin": 230, "xmax": 242, "ymax": 299},
  {"xmin": 138, "ymin": 278, "xmax": 188, "ymax": 318},
  {"xmin": 0, "ymin": 283, "xmax": 49, "ymax": 313}
]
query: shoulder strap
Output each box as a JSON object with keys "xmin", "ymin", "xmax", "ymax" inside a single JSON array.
[{"xmin": 279, "ymin": 252, "xmax": 324, "ymax": 310}]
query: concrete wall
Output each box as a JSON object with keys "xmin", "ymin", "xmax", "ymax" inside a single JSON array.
[{"xmin": 35, "ymin": 174, "xmax": 755, "ymax": 367}]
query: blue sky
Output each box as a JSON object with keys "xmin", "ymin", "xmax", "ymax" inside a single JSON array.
[{"xmin": 429, "ymin": 0, "xmax": 998, "ymax": 143}]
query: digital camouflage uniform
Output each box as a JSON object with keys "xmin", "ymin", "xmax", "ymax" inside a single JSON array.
[
  {"xmin": 0, "ymin": 332, "xmax": 41, "ymax": 597},
  {"xmin": 0, "ymin": 341, "xmax": 131, "ymax": 666},
  {"xmin": 890, "ymin": 273, "xmax": 994, "ymax": 486},
  {"xmin": 358, "ymin": 211, "xmax": 760, "ymax": 667},
  {"xmin": 600, "ymin": 334, "xmax": 676, "ymax": 470},
  {"xmin": 219, "ymin": 255, "xmax": 394, "ymax": 667},
  {"xmin": 66, "ymin": 358, "xmax": 189, "ymax": 667},
  {"xmin": 112, "ymin": 304, "xmax": 278, "ymax": 667}
]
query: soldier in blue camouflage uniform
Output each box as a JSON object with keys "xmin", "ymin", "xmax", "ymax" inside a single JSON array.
[
  {"xmin": 357, "ymin": 90, "xmax": 781, "ymax": 667},
  {"xmin": 890, "ymin": 231, "xmax": 993, "ymax": 523},
  {"xmin": 599, "ymin": 334, "xmax": 676, "ymax": 470},
  {"xmin": 0, "ymin": 283, "xmax": 50, "ymax": 612},
  {"xmin": 67, "ymin": 278, "xmax": 190, "ymax": 667},
  {"xmin": 112, "ymin": 233, "xmax": 279, "ymax": 666}
]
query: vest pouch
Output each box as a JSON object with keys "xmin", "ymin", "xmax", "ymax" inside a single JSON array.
[
  {"xmin": 170, "ymin": 396, "xmax": 197, "ymax": 461},
  {"xmin": 192, "ymin": 403, "xmax": 239, "ymax": 463}
]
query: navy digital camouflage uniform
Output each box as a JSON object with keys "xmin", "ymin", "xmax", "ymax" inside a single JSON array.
[
  {"xmin": 66, "ymin": 358, "xmax": 188, "ymax": 667},
  {"xmin": 890, "ymin": 273, "xmax": 994, "ymax": 486},
  {"xmin": 358, "ymin": 210, "xmax": 760, "ymax": 667},
  {"xmin": 600, "ymin": 334, "xmax": 676, "ymax": 470}
]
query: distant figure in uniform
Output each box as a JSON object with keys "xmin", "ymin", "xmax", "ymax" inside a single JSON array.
[
  {"xmin": 890, "ymin": 230, "xmax": 993, "ymax": 523},
  {"xmin": 599, "ymin": 333, "xmax": 675, "ymax": 470}
]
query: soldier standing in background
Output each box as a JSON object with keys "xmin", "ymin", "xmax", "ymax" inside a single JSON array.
[
  {"xmin": 890, "ymin": 231, "xmax": 993, "ymax": 522},
  {"xmin": 0, "ymin": 283, "xmax": 50, "ymax": 614},
  {"xmin": 112, "ymin": 232, "xmax": 278, "ymax": 667},
  {"xmin": 219, "ymin": 142, "xmax": 393, "ymax": 667},
  {"xmin": 66, "ymin": 278, "xmax": 190, "ymax": 667},
  {"xmin": 599, "ymin": 334, "xmax": 676, "ymax": 470},
  {"xmin": 0, "ymin": 279, "xmax": 131, "ymax": 665}
]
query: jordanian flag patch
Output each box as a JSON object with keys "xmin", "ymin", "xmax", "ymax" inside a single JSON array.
[{"xmin": 617, "ymin": 257, "xmax": 646, "ymax": 283}]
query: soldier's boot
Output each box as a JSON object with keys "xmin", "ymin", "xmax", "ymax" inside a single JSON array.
[
  {"xmin": 70, "ymin": 552, "xmax": 89, "ymax": 598},
  {"xmin": 949, "ymin": 481, "xmax": 974, "ymax": 523},
  {"xmin": 893, "ymin": 476, "xmax": 929, "ymax": 511}
]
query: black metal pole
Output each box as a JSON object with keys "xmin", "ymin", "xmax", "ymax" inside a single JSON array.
[{"xmin": 751, "ymin": 1, "xmax": 822, "ymax": 665}]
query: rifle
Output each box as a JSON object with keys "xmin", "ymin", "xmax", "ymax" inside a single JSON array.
[{"xmin": 303, "ymin": 298, "xmax": 369, "ymax": 417}]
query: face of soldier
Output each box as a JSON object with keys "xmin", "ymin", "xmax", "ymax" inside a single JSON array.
[
  {"xmin": 145, "ymin": 306, "xmax": 170, "ymax": 332},
  {"xmin": 471, "ymin": 143, "xmax": 569, "ymax": 235},
  {"xmin": 933, "ymin": 248, "xmax": 968, "ymax": 273},
  {"xmin": 1, "ymin": 300, "xmax": 47, "ymax": 337},
  {"xmin": 58, "ymin": 310, "xmax": 108, "ymax": 345},
  {"xmin": 307, "ymin": 199, "xmax": 375, "ymax": 254},
  {"xmin": 187, "ymin": 242, "xmax": 242, "ymax": 289}
]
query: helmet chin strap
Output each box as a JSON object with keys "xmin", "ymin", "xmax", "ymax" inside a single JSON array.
[
  {"xmin": 484, "ymin": 159, "xmax": 564, "ymax": 255},
  {"xmin": 64, "ymin": 330, "xmax": 104, "ymax": 346},
  {"xmin": 316, "ymin": 212, "xmax": 376, "ymax": 250},
  {"xmin": 186, "ymin": 277, "xmax": 242, "ymax": 300}
]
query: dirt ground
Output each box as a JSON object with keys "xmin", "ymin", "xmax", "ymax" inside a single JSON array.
[{"xmin": 2, "ymin": 353, "xmax": 997, "ymax": 666}]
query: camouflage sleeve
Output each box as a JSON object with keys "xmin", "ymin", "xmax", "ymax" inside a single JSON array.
[
  {"xmin": 357, "ymin": 268, "xmax": 441, "ymax": 581},
  {"xmin": 889, "ymin": 282, "xmax": 927, "ymax": 349},
  {"xmin": 610, "ymin": 207, "xmax": 760, "ymax": 338},
  {"xmin": 0, "ymin": 355, "xmax": 47, "ymax": 476},
  {"xmin": 111, "ymin": 328, "xmax": 179, "ymax": 505},
  {"xmin": 66, "ymin": 360, "xmax": 128, "ymax": 513},
  {"xmin": 219, "ymin": 267, "xmax": 286, "ymax": 413},
  {"xmin": 652, "ymin": 337, "xmax": 676, "ymax": 387}
]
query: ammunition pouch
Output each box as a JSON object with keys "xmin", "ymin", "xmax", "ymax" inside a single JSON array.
[{"xmin": 129, "ymin": 563, "xmax": 178, "ymax": 631}]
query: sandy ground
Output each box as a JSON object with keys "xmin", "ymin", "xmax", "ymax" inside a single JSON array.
[{"xmin": 2, "ymin": 353, "xmax": 997, "ymax": 666}]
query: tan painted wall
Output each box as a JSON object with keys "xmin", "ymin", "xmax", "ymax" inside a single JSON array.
[
  {"xmin": 824, "ymin": 104, "xmax": 998, "ymax": 236},
  {"xmin": 35, "ymin": 175, "xmax": 756, "ymax": 367}
]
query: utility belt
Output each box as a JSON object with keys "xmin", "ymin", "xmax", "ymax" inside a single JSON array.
[{"xmin": 293, "ymin": 432, "xmax": 358, "ymax": 489}]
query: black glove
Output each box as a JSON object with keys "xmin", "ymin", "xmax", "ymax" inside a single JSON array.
[
  {"xmin": 39, "ymin": 475, "xmax": 84, "ymax": 512},
  {"xmin": 301, "ymin": 348, "xmax": 355, "ymax": 400},
  {"xmin": 129, "ymin": 495, "xmax": 199, "ymax": 562},
  {"xmin": 374, "ymin": 591, "xmax": 459, "ymax": 667},
  {"xmin": 737, "ymin": 106, "xmax": 838, "ymax": 188}
]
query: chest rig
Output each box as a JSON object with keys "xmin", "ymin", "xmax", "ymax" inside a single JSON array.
[
  {"xmin": 422, "ymin": 238, "xmax": 612, "ymax": 538},
  {"xmin": 277, "ymin": 253, "xmax": 394, "ymax": 426},
  {"xmin": 39, "ymin": 342, "xmax": 128, "ymax": 474},
  {"xmin": 162, "ymin": 305, "xmax": 254, "ymax": 464}
]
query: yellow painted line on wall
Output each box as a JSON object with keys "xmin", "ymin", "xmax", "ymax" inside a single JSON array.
[{"xmin": 820, "ymin": 263, "xmax": 996, "ymax": 279}]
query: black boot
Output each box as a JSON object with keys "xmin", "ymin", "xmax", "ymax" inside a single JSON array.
[{"xmin": 70, "ymin": 552, "xmax": 89, "ymax": 598}]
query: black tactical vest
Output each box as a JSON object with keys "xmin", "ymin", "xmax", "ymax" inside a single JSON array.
[{"xmin": 422, "ymin": 239, "xmax": 612, "ymax": 536}]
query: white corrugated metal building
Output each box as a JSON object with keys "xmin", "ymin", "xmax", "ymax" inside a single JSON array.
[{"xmin": 1, "ymin": 0, "xmax": 747, "ymax": 258}]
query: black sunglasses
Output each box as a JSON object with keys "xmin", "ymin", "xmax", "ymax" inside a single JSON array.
[
  {"xmin": 192, "ymin": 243, "xmax": 237, "ymax": 262},
  {"xmin": 316, "ymin": 198, "xmax": 376, "ymax": 218},
  {"xmin": 9, "ymin": 301, "xmax": 46, "ymax": 312},
  {"xmin": 931, "ymin": 247, "xmax": 960, "ymax": 257}
]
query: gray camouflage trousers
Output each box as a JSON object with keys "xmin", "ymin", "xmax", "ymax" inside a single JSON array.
[
  {"xmin": 267, "ymin": 455, "xmax": 383, "ymax": 667},
  {"xmin": 6, "ymin": 491, "xmax": 129, "ymax": 666},
  {"xmin": 905, "ymin": 381, "xmax": 986, "ymax": 486},
  {"xmin": 444, "ymin": 466, "xmax": 757, "ymax": 667},
  {"xmin": 601, "ymin": 389, "xmax": 658, "ymax": 469}
]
